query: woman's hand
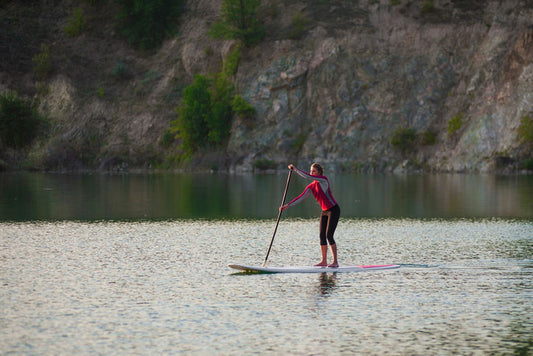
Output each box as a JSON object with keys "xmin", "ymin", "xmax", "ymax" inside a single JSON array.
[
  {"xmin": 279, "ymin": 204, "xmax": 289, "ymax": 212},
  {"xmin": 288, "ymin": 164, "xmax": 295, "ymax": 171}
]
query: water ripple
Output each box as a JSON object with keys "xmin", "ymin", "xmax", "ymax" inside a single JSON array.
[{"xmin": 0, "ymin": 219, "xmax": 531, "ymax": 354}]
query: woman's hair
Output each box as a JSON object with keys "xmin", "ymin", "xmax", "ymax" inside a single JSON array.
[{"xmin": 311, "ymin": 163, "xmax": 323, "ymax": 175}]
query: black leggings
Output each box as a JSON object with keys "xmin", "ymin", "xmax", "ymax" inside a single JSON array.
[{"xmin": 319, "ymin": 204, "xmax": 340, "ymax": 246}]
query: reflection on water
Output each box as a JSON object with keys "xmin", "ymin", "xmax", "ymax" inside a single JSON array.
[
  {"xmin": 316, "ymin": 273, "xmax": 337, "ymax": 297},
  {"xmin": 1, "ymin": 219, "xmax": 531, "ymax": 355},
  {"xmin": 1, "ymin": 172, "xmax": 532, "ymax": 221}
]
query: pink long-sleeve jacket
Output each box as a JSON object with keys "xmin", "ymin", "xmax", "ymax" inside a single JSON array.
[{"xmin": 286, "ymin": 167, "xmax": 338, "ymax": 211}]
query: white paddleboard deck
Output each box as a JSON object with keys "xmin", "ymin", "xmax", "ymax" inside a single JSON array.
[{"xmin": 229, "ymin": 264, "xmax": 400, "ymax": 274}]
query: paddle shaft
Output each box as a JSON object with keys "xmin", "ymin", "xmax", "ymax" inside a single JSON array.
[{"xmin": 263, "ymin": 169, "xmax": 292, "ymax": 267}]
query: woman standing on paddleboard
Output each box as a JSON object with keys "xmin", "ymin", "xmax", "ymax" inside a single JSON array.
[{"xmin": 280, "ymin": 163, "xmax": 340, "ymax": 267}]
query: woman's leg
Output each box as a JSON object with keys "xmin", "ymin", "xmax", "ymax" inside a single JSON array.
[
  {"xmin": 316, "ymin": 213, "xmax": 329, "ymax": 266},
  {"xmin": 326, "ymin": 205, "xmax": 340, "ymax": 267},
  {"xmin": 328, "ymin": 244, "xmax": 338, "ymax": 267},
  {"xmin": 315, "ymin": 245, "xmax": 328, "ymax": 267}
]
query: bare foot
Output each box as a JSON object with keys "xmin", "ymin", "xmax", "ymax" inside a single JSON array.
[
  {"xmin": 314, "ymin": 262, "xmax": 328, "ymax": 267},
  {"xmin": 328, "ymin": 262, "xmax": 339, "ymax": 268}
]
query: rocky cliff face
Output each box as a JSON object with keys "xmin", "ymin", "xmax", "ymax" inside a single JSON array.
[
  {"xmin": 1, "ymin": 0, "xmax": 532, "ymax": 172},
  {"xmin": 229, "ymin": 0, "xmax": 533, "ymax": 172}
]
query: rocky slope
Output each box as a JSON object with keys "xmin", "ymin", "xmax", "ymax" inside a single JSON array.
[{"xmin": 1, "ymin": 0, "xmax": 532, "ymax": 172}]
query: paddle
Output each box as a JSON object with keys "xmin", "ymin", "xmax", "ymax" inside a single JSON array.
[{"xmin": 262, "ymin": 169, "xmax": 292, "ymax": 267}]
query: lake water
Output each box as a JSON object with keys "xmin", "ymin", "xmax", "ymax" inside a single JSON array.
[
  {"xmin": 1, "ymin": 172, "xmax": 532, "ymax": 220},
  {"xmin": 1, "ymin": 173, "xmax": 532, "ymax": 355}
]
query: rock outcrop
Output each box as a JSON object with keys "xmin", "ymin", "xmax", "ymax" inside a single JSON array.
[{"xmin": 228, "ymin": 0, "xmax": 533, "ymax": 172}]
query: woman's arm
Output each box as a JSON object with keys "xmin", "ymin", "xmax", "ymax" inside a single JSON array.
[
  {"xmin": 280, "ymin": 185, "xmax": 312, "ymax": 211},
  {"xmin": 291, "ymin": 165, "xmax": 327, "ymax": 184}
]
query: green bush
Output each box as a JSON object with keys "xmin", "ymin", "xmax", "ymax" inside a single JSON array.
[
  {"xmin": 117, "ymin": 0, "xmax": 184, "ymax": 50},
  {"xmin": 0, "ymin": 92, "xmax": 47, "ymax": 149},
  {"xmin": 160, "ymin": 129, "xmax": 175, "ymax": 148},
  {"xmin": 171, "ymin": 74, "xmax": 211, "ymax": 153},
  {"xmin": 209, "ymin": 0, "xmax": 265, "ymax": 47},
  {"xmin": 517, "ymin": 114, "xmax": 533, "ymax": 145},
  {"xmin": 421, "ymin": 130, "xmax": 436, "ymax": 145},
  {"xmin": 289, "ymin": 12, "xmax": 311, "ymax": 40},
  {"xmin": 170, "ymin": 73, "xmax": 236, "ymax": 153},
  {"xmin": 447, "ymin": 113, "xmax": 463, "ymax": 136},
  {"xmin": 223, "ymin": 45, "xmax": 241, "ymax": 77},
  {"xmin": 206, "ymin": 74, "xmax": 234, "ymax": 144},
  {"xmin": 170, "ymin": 47, "xmax": 254, "ymax": 154},
  {"xmin": 32, "ymin": 44, "xmax": 51, "ymax": 81},
  {"xmin": 391, "ymin": 127, "xmax": 417, "ymax": 153},
  {"xmin": 232, "ymin": 95, "xmax": 255, "ymax": 118},
  {"xmin": 63, "ymin": 7, "xmax": 86, "ymax": 37}
]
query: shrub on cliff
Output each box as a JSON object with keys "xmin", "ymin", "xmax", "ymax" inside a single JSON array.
[
  {"xmin": 172, "ymin": 75, "xmax": 211, "ymax": 153},
  {"xmin": 517, "ymin": 114, "xmax": 533, "ymax": 147},
  {"xmin": 289, "ymin": 12, "xmax": 311, "ymax": 40},
  {"xmin": 209, "ymin": 0, "xmax": 265, "ymax": 47},
  {"xmin": 0, "ymin": 92, "xmax": 47, "ymax": 149},
  {"xmin": 421, "ymin": 130, "xmax": 437, "ymax": 146},
  {"xmin": 232, "ymin": 95, "xmax": 255, "ymax": 118},
  {"xmin": 32, "ymin": 44, "xmax": 51, "ymax": 82},
  {"xmin": 171, "ymin": 74, "xmax": 236, "ymax": 154},
  {"xmin": 391, "ymin": 127, "xmax": 418, "ymax": 154},
  {"xmin": 447, "ymin": 113, "xmax": 463, "ymax": 136},
  {"xmin": 117, "ymin": 0, "xmax": 184, "ymax": 50},
  {"xmin": 222, "ymin": 45, "xmax": 241, "ymax": 77},
  {"xmin": 207, "ymin": 74, "xmax": 234, "ymax": 144},
  {"xmin": 63, "ymin": 7, "xmax": 86, "ymax": 37}
]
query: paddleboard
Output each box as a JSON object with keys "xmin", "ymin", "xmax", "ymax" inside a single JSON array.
[{"xmin": 228, "ymin": 264, "xmax": 400, "ymax": 274}]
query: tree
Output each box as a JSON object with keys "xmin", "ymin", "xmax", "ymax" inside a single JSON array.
[
  {"xmin": 170, "ymin": 74, "xmax": 237, "ymax": 153},
  {"xmin": 206, "ymin": 74, "xmax": 234, "ymax": 144},
  {"xmin": 209, "ymin": 0, "xmax": 265, "ymax": 47},
  {"xmin": 171, "ymin": 75, "xmax": 211, "ymax": 153}
]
